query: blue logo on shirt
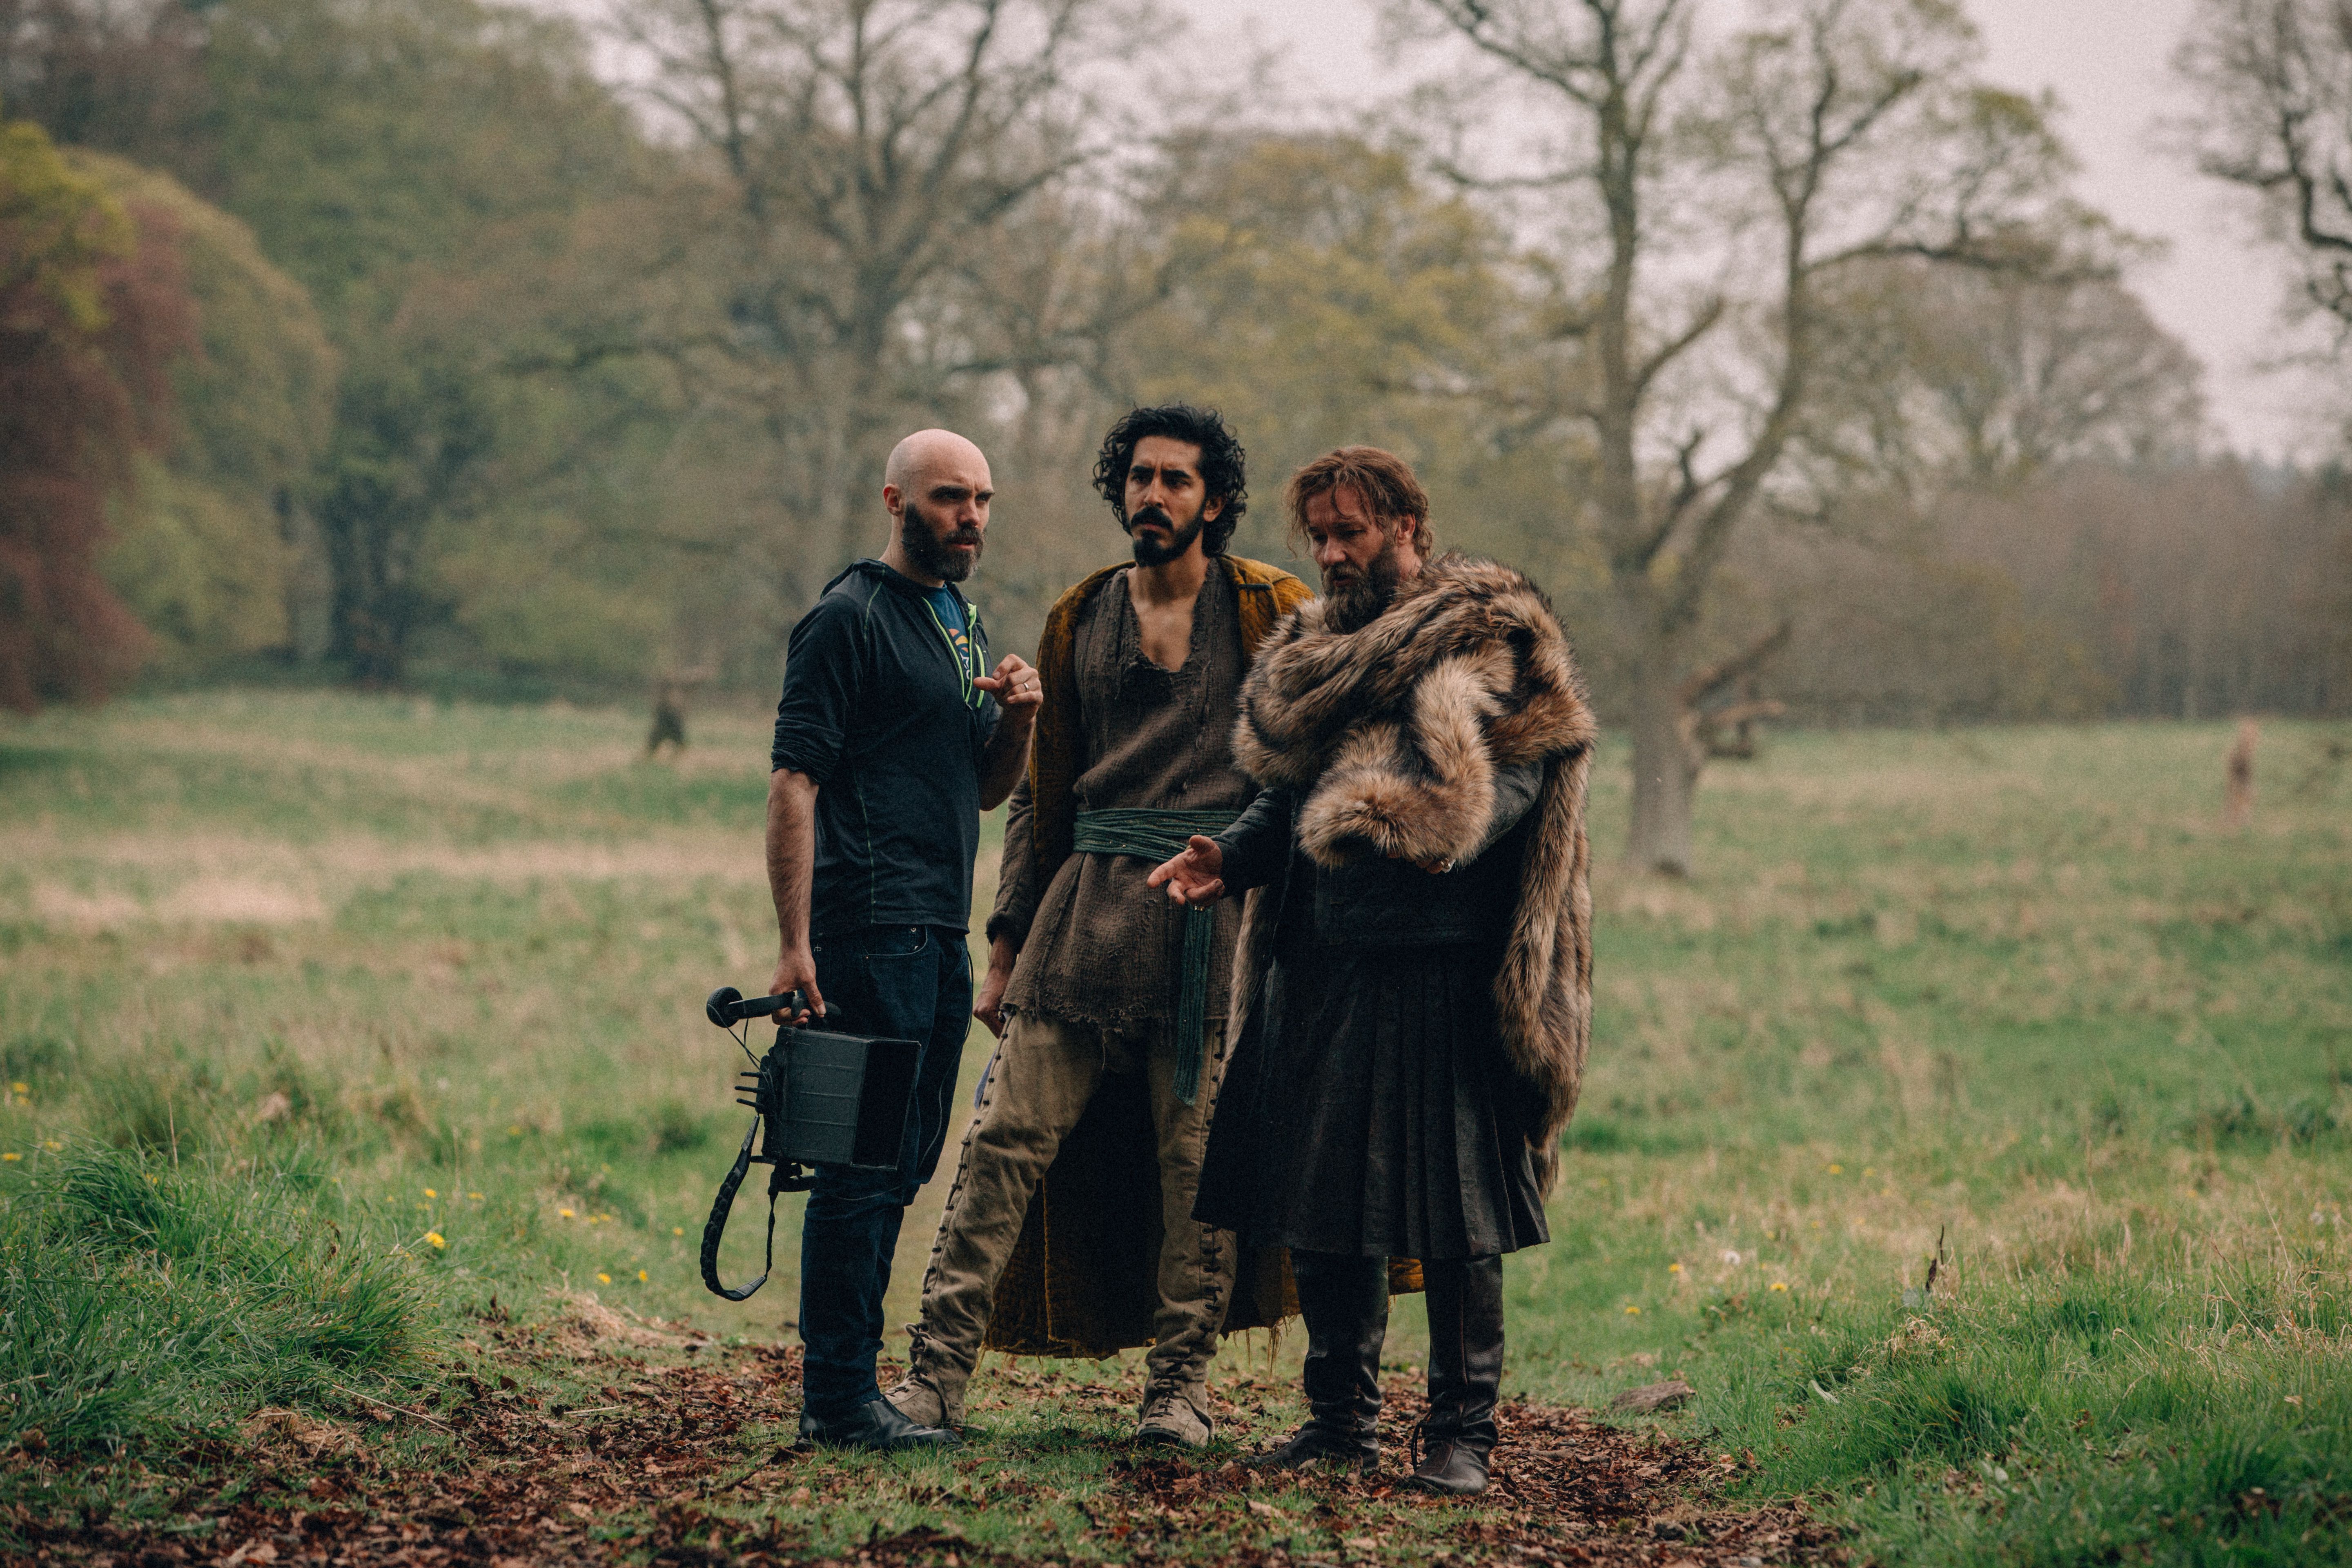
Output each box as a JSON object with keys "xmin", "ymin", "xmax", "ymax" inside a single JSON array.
[{"xmin": 925, "ymin": 587, "xmax": 985, "ymax": 709}]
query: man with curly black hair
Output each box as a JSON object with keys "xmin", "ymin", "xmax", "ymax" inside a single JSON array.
[
  {"xmin": 1089, "ymin": 402, "xmax": 1250, "ymax": 562},
  {"xmin": 885, "ymin": 406, "xmax": 1311, "ymax": 1448}
]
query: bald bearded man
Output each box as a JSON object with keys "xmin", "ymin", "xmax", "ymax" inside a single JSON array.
[{"xmin": 766, "ymin": 429, "xmax": 1042, "ymax": 1450}]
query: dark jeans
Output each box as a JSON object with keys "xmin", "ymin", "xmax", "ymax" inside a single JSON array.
[{"xmin": 797, "ymin": 924, "xmax": 971, "ymax": 1421}]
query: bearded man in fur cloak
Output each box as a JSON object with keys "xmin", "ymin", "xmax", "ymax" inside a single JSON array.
[{"xmin": 1149, "ymin": 446, "xmax": 1594, "ymax": 1496}]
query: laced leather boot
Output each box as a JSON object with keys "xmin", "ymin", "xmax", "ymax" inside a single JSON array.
[
  {"xmin": 1408, "ymin": 1254, "xmax": 1503, "ymax": 1496},
  {"xmin": 883, "ymin": 1323, "xmax": 969, "ymax": 1430},
  {"xmin": 1251, "ymin": 1250, "xmax": 1387, "ymax": 1472}
]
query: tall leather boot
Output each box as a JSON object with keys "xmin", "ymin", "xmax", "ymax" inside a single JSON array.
[
  {"xmin": 1409, "ymin": 1254, "xmax": 1503, "ymax": 1495},
  {"xmin": 1250, "ymin": 1249, "xmax": 1387, "ymax": 1471}
]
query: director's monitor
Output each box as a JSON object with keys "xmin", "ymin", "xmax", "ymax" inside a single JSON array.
[{"xmin": 707, "ymin": 986, "xmax": 920, "ymax": 1171}]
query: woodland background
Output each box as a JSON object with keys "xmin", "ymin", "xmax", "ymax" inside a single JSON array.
[
  {"xmin": 5, "ymin": 6, "xmax": 2352, "ymax": 1562},
  {"xmin": 4, "ymin": 0, "xmax": 2348, "ymax": 782}
]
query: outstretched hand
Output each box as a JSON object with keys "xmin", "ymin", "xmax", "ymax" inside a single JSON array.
[
  {"xmin": 973, "ymin": 653, "xmax": 1041, "ymax": 715},
  {"xmin": 1147, "ymin": 835, "xmax": 1227, "ymax": 906}
]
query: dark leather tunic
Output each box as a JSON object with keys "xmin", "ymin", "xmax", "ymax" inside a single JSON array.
[{"xmin": 1192, "ymin": 765, "xmax": 1553, "ymax": 1260}]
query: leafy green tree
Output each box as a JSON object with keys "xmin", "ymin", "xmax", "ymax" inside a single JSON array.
[
  {"xmin": 0, "ymin": 0, "xmax": 215, "ymax": 183},
  {"xmin": 1801, "ymin": 258, "xmax": 2204, "ymax": 498},
  {"xmin": 201, "ymin": 0, "xmax": 637, "ymax": 331},
  {"xmin": 312, "ymin": 357, "xmax": 492, "ymax": 687},
  {"xmin": 4, "ymin": 0, "xmax": 662, "ymax": 687},
  {"xmin": 198, "ymin": 0, "xmax": 649, "ymax": 683},
  {"xmin": 0, "ymin": 109, "xmax": 192, "ymax": 710},
  {"xmin": 67, "ymin": 148, "xmax": 336, "ymax": 670}
]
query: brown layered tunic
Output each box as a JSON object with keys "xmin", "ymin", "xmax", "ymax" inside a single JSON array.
[
  {"xmin": 987, "ymin": 565, "xmax": 1248, "ymax": 1032},
  {"xmin": 975, "ymin": 555, "xmax": 1321, "ymax": 1357}
]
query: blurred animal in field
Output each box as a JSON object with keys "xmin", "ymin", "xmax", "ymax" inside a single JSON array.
[
  {"xmin": 2223, "ymin": 719, "xmax": 2258, "ymax": 828},
  {"xmin": 646, "ymin": 667, "xmax": 713, "ymax": 760},
  {"xmin": 1683, "ymin": 621, "xmax": 1793, "ymax": 766}
]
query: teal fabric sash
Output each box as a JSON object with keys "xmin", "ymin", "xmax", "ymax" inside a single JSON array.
[{"xmin": 1069, "ymin": 806, "xmax": 1240, "ymax": 1104}]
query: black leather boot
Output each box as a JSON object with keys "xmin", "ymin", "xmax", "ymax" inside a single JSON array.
[
  {"xmin": 1408, "ymin": 1254, "xmax": 1503, "ymax": 1495},
  {"xmin": 1251, "ymin": 1250, "xmax": 1387, "ymax": 1472},
  {"xmin": 797, "ymin": 1396, "xmax": 960, "ymax": 1451}
]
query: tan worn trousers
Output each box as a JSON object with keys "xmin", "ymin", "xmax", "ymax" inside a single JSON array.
[{"xmin": 907, "ymin": 1011, "xmax": 1234, "ymax": 1419}]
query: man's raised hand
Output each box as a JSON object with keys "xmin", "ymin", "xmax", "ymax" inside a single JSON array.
[
  {"xmin": 973, "ymin": 653, "xmax": 1042, "ymax": 715},
  {"xmin": 1147, "ymin": 835, "xmax": 1227, "ymax": 906}
]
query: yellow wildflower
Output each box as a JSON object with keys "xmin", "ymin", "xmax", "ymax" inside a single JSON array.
[
  {"xmin": 637, "ymin": 1270, "xmax": 649, "ymax": 1283},
  {"xmin": 1624, "ymin": 1305, "xmax": 1642, "ymax": 1315},
  {"xmin": 468, "ymin": 1192, "xmax": 483, "ymax": 1200},
  {"xmin": 597, "ymin": 1273, "xmax": 612, "ymax": 1284},
  {"xmin": 672, "ymin": 1226, "xmax": 684, "ymax": 1236},
  {"xmin": 1827, "ymin": 1163, "xmax": 1844, "ymax": 1175},
  {"xmin": 425, "ymin": 1232, "xmax": 447, "ymax": 1249},
  {"xmin": 424, "ymin": 1188, "xmax": 437, "ymax": 1198},
  {"xmin": 9, "ymin": 1082, "xmax": 26, "ymax": 1094},
  {"xmin": 1668, "ymin": 1262, "xmax": 1683, "ymax": 1274},
  {"xmin": 1, "ymin": 1153, "xmax": 18, "ymax": 1163},
  {"xmin": 1770, "ymin": 1282, "xmax": 1789, "ymax": 1292},
  {"xmin": 559, "ymin": 1208, "xmax": 575, "ymax": 1219}
]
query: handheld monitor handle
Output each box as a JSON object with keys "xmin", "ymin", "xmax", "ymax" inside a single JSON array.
[{"xmin": 704, "ymin": 987, "xmax": 802, "ymax": 1028}]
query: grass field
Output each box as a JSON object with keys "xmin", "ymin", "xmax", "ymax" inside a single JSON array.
[{"xmin": 3, "ymin": 690, "xmax": 2349, "ymax": 1565}]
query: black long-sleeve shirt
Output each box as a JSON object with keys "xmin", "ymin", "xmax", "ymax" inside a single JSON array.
[{"xmin": 771, "ymin": 559, "xmax": 1000, "ymax": 935}]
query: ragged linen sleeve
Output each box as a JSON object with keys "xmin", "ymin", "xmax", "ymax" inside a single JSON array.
[{"xmin": 985, "ymin": 772, "xmax": 1041, "ymax": 947}]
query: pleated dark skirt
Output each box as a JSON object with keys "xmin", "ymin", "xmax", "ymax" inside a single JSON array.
[{"xmin": 1194, "ymin": 931, "xmax": 1550, "ymax": 1261}]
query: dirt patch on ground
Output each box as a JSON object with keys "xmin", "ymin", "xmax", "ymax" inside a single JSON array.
[
  {"xmin": 1085, "ymin": 1383, "xmax": 1842, "ymax": 1568},
  {"xmin": 18, "ymin": 1346, "xmax": 1840, "ymax": 1568}
]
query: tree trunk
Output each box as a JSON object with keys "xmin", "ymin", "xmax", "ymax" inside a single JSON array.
[{"xmin": 1626, "ymin": 633, "xmax": 1699, "ymax": 876}]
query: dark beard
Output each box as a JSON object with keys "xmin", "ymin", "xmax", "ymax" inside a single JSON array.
[
  {"xmin": 1323, "ymin": 533, "xmax": 1404, "ymax": 632},
  {"xmin": 1124, "ymin": 502, "xmax": 1206, "ymax": 569},
  {"xmin": 902, "ymin": 496, "xmax": 983, "ymax": 583}
]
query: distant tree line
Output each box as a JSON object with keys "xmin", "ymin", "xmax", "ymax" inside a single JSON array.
[{"xmin": 1, "ymin": 0, "xmax": 2347, "ymax": 870}]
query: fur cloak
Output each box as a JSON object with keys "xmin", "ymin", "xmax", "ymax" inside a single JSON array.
[{"xmin": 1226, "ymin": 551, "xmax": 1597, "ymax": 1193}]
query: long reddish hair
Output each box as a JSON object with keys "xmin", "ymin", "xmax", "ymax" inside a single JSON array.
[{"xmin": 1282, "ymin": 445, "xmax": 1436, "ymax": 554}]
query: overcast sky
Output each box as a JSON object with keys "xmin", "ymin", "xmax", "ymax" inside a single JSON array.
[{"xmin": 1168, "ymin": 0, "xmax": 2331, "ymax": 459}]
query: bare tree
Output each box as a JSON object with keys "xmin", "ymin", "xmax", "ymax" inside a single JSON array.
[
  {"xmin": 1802, "ymin": 260, "xmax": 2205, "ymax": 497},
  {"xmin": 617, "ymin": 0, "xmax": 1114, "ymax": 605},
  {"xmin": 2180, "ymin": 0, "xmax": 2352, "ymax": 326},
  {"xmin": 1411, "ymin": 0, "xmax": 2085, "ymax": 873}
]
